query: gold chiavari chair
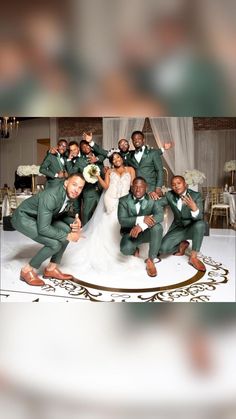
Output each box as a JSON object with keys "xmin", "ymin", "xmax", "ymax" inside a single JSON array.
[{"xmin": 209, "ymin": 189, "xmax": 230, "ymax": 227}]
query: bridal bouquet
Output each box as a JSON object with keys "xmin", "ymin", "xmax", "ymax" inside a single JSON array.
[
  {"xmin": 224, "ymin": 160, "xmax": 236, "ymax": 172},
  {"xmin": 17, "ymin": 165, "xmax": 41, "ymax": 176},
  {"xmin": 83, "ymin": 164, "xmax": 100, "ymax": 183},
  {"xmin": 183, "ymin": 169, "xmax": 206, "ymax": 185}
]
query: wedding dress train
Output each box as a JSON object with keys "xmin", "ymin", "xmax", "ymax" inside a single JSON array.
[{"xmin": 64, "ymin": 171, "xmax": 143, "ymax": 274}]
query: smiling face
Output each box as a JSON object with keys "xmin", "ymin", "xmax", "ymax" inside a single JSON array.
[
  {"xmin": 132, "ymin": 178, "xmax": 147, "ymax": 199},
  {"xmin": 64, "ymin": 175, "xmax": 85, "ymax": 199},
  {"xmin": 118, "ymin": 139, "xmax": 129, "ymax": 153},
  {"xmin": 111, "ymin": 153, "xmax": 124, "ymax": 168},
  {"xmin": 131, "ymin": 133, "xmax": 145, "ymax": 150},
  {"xmin": 171, "ymin": 176, "xmax": 187, "ymax": 196},
  {"xmin": 58, "ymin": 140, "xmax": 67, "ymax": 155},
  {"xmin": 80, "ymin": 142, "xmax": 91, "ymax": 155},
  {"xmin": 69, "ymin": 144, "xmax": 79, "ymax": 157}
]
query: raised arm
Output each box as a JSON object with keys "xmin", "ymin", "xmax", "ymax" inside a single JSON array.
[{"xmin": 96, "ymin": 168, "xmax": 111, "ymax": 190}]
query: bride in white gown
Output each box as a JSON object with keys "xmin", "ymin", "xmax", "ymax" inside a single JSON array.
[{"xmin": 64, "ymin": 152, "xmax": 144, "ymax": 274}]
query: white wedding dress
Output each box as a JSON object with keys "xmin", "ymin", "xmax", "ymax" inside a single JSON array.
[{"xmin": 64, "ymin": 170, "xmax": 143, "ymax": 274}]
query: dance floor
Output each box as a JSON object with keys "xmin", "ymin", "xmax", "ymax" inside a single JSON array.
[{"xmin": 0, "ymin": 227, "xmax": 235, "ymax": 302}]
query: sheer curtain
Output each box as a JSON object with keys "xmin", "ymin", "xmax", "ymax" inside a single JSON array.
[
  {"xmin": 149, "ymin": 117, "xmax": 195, "ymax": 175},
  {"xmin": 102, "ymin": 118, "xmax": 145, "ymax": 149},
  {"xmin": 195, "ymin": 129, "xmax": 236, "ymax": 187}
]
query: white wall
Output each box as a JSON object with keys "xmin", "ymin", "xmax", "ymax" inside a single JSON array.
[{"xmin": 0, "ymin": 118, "xmax": 50, "ymax": 188}]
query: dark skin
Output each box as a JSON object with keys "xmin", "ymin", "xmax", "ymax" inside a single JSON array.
[
  {"xmin": 118, "ymin": 139, "xmax": 129, "ymax": 153},
  {"xmin": 132, "ymin": 133, "xmax": 163, "ymax": 200},
  {"xmin": 48, "ymin": 140, "xmax": 68, "ymax": 178},
  {"xmin": 171, "ymin": 177, "xmax": 198, "ymax": 212},
  {"xmin": 80, "ymin": 142, "xmax": 98, "ymax": 164},
  {"xmin": 129, "ymin": 179, "xmax": 156, "ymax": 238}
]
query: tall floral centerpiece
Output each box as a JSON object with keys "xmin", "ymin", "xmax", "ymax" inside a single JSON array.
[
  {"xmin": 17, "ymin": 165, "xmax": 41, "ymax": 193},
  {"xmin": 224, "ymin": 160, "xmax": 236, "ymax": 187},
  {"xmin": 183, "ymin": 169, "xmax": 206, "ymax": 191}
]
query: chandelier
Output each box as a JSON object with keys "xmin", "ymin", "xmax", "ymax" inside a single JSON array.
[{"xmin": 0, "ymin": 117, "xmax": 19, "ymax": 138}]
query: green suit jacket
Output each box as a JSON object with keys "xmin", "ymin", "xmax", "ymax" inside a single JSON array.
[
  {"xmin": 92, "ymin": 143, "xmax": 163, "ymax": 167},
  {"xmin": 39, "ymin": 152, "xmax": 66, "ymax": 185},
  {"xmin": 12, "ymin": 183, "xmax": 74, "ymax": 241},
  {"xmin": 160, "ymin": 189, "xmax": 203, "ymax": 231},
  {"xmin": 127, "ymin": 146, "xmax": 164, "ymax": 192},
  {"xmin": 118, "ymin": 193, "xmax": 164, "ymax": 235}
]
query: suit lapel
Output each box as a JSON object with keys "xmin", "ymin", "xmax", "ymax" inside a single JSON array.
[
  {"xmin": 56, "ymin": 154, "xmax": 64, "ymax": 171},
  {"xmin": 127, "ymin": 195, "xmax": 138, "ymax": 216}
]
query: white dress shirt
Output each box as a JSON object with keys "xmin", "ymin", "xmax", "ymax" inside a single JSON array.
[
  {"xmin": 59, "ymin": 196, "xmax": 70, "ymax": 213},
  {"xmin": 134, "ymin": 196, "xmax": 149, "ymax": 231}
]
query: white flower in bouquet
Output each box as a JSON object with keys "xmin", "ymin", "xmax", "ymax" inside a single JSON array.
[
  {"xmin": 183, "ymin": 169, "xmax": 206, "ymax": 186},
  {"xmin": 224, "ymin": 160, "xmax": 236, "ymax": 172},
  {"xmin": 83, "ymin": 164, "xmax": 100, "ymax": 184},
  {"xmin": 17, "ymin": 165, "xmax": 41, "ymax": 176}
]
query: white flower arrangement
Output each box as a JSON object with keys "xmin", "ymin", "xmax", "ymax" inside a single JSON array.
[
  {"xmin": 17, "ymin": 165, "xmax": 42, "ymax": 176},
  {"xmin": 224, "ymin": 160, "xmax": 236, "ymax": 172},
  {"xmin": 83, "ymin": 164, "xmax": 100, "ymax": 183},
  {"xmin": 183, "ymin": 169, "xmax": 206, "ymax": 186}
]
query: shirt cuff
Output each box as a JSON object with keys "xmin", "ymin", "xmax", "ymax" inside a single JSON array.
[
  {"xmin": 54, "ymin": 173, "xmax": 58, "ymax": 178},
  {"xmin": 161, "ymin": 147, "xmax": 164, "ymax": 153},
  {"xmin": 135, "ymin": 216, "xmax": 148, "ymax": 231},
  {"xmin": 90, "ymin": 140, "xmax": 95, "ymax": 147},
  {"xmin": 191, "ymin": 209, "xmax": 199, "ymax": 218}
]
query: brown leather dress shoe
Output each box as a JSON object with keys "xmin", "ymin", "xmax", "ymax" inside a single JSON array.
[
  {"xmin": 146, "ymin": 258, "xmax": 157, "ymax": 277},
  {"xmin": 174, "ymin": 240, "xmax": 190, "ymax": 256},
  {"xmin": 188, "ymin": 257, "xmax": 206, "ymax": 272},
  {"xmin": 20, "ymin": 270, "xmax": 45, "ymax": 286},
  {"xmin": 43, "ymin": 267, "xmax": 74, "ymax": 280}
]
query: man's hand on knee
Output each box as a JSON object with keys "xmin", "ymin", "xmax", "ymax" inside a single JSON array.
[{"xmin": 129, "ymin": 225, "xmax": 142, "ymax": 238}]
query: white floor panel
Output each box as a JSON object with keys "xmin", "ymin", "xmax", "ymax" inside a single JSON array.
[{"xmin": 1, "ymin": 227, "xmax": 235, "ymax": 302}]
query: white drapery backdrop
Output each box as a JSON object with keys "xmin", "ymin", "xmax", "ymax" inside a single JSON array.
[
  {"xmin": 102, "ymin": 117, "xmax": 195, "ymax": 176},
  {"xmin": 102, "ymin": 118, "xmax": 145, "ymax": 150},
  {"xmin": 149, "ymin": 117, "xmax": 195, "ymax": 175},
  {"xmin": 194, "ymin": 129, "xmax": 236, "ymax": 187}
]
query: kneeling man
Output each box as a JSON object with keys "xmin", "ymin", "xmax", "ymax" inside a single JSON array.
[
  {"xmin": 12, "ymin": 173, "xmax": 85, "ymax": 286},
  {"xmin": 118, "ymin": 177, "xmax": 163, "ymax": 277},
  {"xmin": 159, "ymin": 175, "xmax": 206, "ymax": 271}
]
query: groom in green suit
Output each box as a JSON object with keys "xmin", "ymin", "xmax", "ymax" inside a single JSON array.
[
  {"xmin": 127, "ymin": 131, "xmax": 164, "ymax": 199},
  {"xmin": 118, "ymin": 177, "xmax": 163, "ymax": 277},
  {"xmin": 159, "ymin": 175, "xmax": 206, "ymax": 271},
  {"xmin": 39, "ymin": 139, "xmax": 68, "ymax": 188},
  {"xmin": 12, "ymin": 174, "xmax": 85, "ymax": 286}
]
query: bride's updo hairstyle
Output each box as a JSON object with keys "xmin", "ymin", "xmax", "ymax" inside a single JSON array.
[{"xmin": 109, "ymin": 151, "xmax": 124, "ymax": 167}]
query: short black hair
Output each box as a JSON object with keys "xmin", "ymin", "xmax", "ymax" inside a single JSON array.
[
  {"xmin": 171, "ymin": 175, "xmax": 186, "ymax": 183},
  {"xmin": 131, "ymin": 130, "xmax": 144, "ymax": 140},
  {"xmin": 69, "ymin": 141, "xmax": 79, "ymax": 147},
  {"xmin": 67, "ymin": 173, "xmax": 85, "ymax": 182},
  {"xmin": 58, "ymin": 139, "xmax": 68, "ymax": 145},
  {"xmin": 133, "ymin": 176, "xmax": 147, "ymax": 184},
  {"xmin": 80, "ymin": 139, "xmax": 91, "ymax": 148}
]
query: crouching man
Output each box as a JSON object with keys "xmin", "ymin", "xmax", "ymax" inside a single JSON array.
[
  {"xmin": 12, "ymin": 174, "xmax": 85, "ymax": 286},
  {"xmin": 118, "ymin": 177, "xmax": 163, "ymax": 277}
]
